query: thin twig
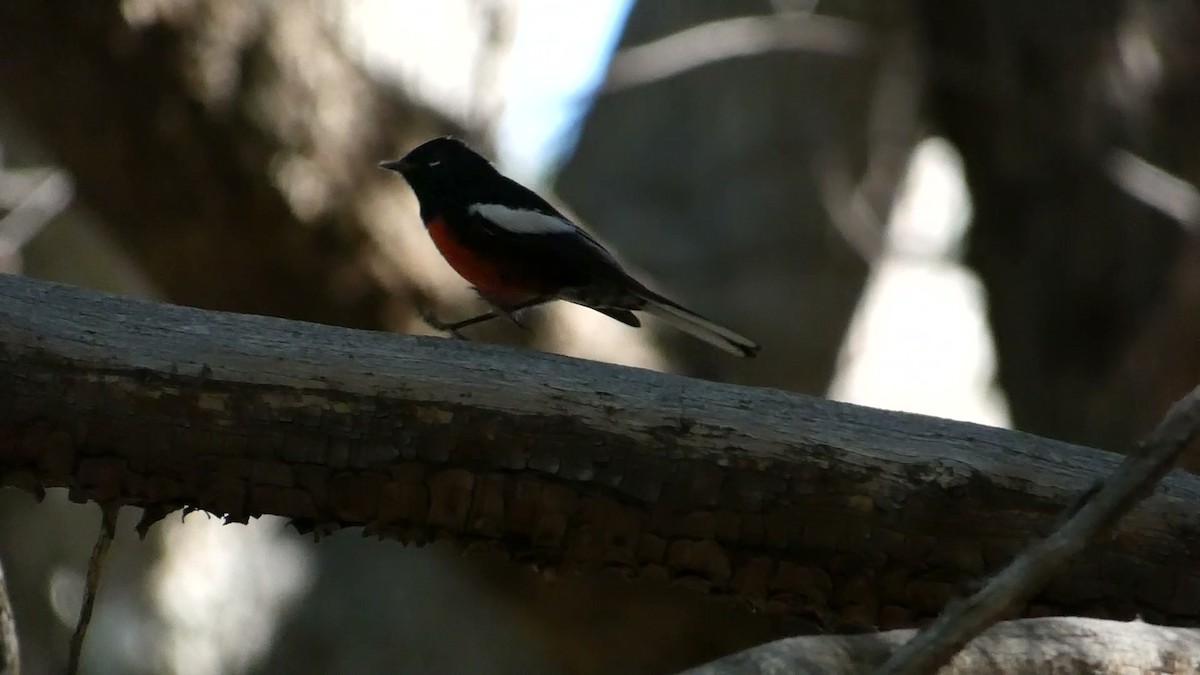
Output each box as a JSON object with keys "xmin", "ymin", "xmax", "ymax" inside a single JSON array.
[
  {"xmin": 67, "ymin": 505, "xmax": 119, "ymax": 675},
  {"xmin": 0, "ymin": 168, "xmax": 73, "ymax": 258},
  {"xmin": 602, "ymin": 13, "xmax": 868, "ymax": 93},
  {"xmin": 815, "ymin": 28, "xmax": 922, "ymax": 265},
  {"xmin": 1106, "ymin": 148, "xmax": 1200, "ymax": 232},
  {"xmin": 874, "ymin": 383, "xmax": 1200, "ymax": 675}
]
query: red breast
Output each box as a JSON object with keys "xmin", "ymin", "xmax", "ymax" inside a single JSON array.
[{"xmin": 426, "ymin": 217, "xmax": 539, "ymax": 303}]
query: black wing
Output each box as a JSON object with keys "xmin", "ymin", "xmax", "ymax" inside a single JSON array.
[{"xmin": 475, "ymin": 173, "xmax": 622, "ymax": 266}]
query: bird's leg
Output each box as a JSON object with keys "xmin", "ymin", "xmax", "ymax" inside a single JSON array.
[
  {"xmin": 420, "ymin": 295, "xmax": 552, "ymax": 335},
  {"xmin": 477, "ymin": 292, "xmax": 540, "ymax": 331}
]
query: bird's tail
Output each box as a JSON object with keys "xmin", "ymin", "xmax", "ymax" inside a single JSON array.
[{"xmin": 633, "ymin": 287, "xmax": 760, "ymax": 358}]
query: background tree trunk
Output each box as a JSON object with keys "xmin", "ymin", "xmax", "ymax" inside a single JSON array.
[
  {"xmin": 557, "ymin": 0, "xmax": 908, "ymax": 390},
  {"xmin": 918, "ymin": 0, "xmax": 1200, "ymax": 457},
  {"xmin": 0, "ymin": 0, "xmax": 452, "ymax": 329}
]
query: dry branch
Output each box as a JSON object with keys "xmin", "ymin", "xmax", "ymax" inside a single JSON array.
[
  {"xmin": 4, "ymin": 273, "xmax": 1200, "ymax": 629},
  {"xmin": 66, "ymin": 505, "xmax": 117, "ymax": 675}
]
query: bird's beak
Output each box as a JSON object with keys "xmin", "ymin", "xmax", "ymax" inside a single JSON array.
[{"xmin": 378, "ymin": 158, "xmax": 409, "ymax": 173}]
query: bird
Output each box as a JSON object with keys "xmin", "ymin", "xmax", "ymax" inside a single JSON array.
[{"xmin": 379, "ymin": 137, "xmax": 759, "ymax": 358}]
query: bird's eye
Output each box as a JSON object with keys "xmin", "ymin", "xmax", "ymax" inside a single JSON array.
[{"xmin": 427, "ymin": 160, "xmax": 441, "ymax": 167}]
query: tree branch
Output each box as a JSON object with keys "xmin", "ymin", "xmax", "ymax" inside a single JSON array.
[{"xmin": 5, "ymin": 273, "xmax": 1200, "ymax": 626}]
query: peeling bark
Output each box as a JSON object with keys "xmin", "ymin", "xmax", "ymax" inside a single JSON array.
[{"xmin": 3, "ymin": 273, "xmax": 1200, "ymax": 629}]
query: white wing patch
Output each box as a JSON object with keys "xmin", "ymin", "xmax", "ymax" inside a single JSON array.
[{"xmin": 469, "ymin": 203, "xmax": 576, "ymax": 235}]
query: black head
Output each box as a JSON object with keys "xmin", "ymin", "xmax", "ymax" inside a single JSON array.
[{"xmin": 379, "ymin": 137, "xmax": 499, "ymax": 213}]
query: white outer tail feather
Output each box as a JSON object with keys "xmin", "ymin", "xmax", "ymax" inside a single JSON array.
[{"xmin": 640, "ymin": 297, "xmax": 759, "ymax": 358}]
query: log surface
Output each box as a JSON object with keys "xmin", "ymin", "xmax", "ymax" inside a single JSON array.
[{"xmin": 2, "ymin": 274, "xmax": 1200, "ymax": 628}]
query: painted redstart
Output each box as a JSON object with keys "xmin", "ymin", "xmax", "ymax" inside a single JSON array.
[{"xmin": 380, "ymin": 137, "xmax": 759, "ymax": 358}]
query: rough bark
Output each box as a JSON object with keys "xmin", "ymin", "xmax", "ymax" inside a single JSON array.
[
  {"xmin": 682, "ymin": 618, "xmax": 1200, "ymax": 674},
  {"xmin": 918, "ymin": 0, "xmax": 1200, "ymax": 455},
  {"xmin": 4, "ymin": 274, "xmax": 1200, "ymax": 630},
  {"xmin": 0, "ymin": 0, "xmax": 453, "ymax": 329}
]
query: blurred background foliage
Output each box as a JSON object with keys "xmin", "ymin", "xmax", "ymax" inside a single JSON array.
[{"xmin": 0, "ymin": 0, "xmax": 1198, "ymax": 673}]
